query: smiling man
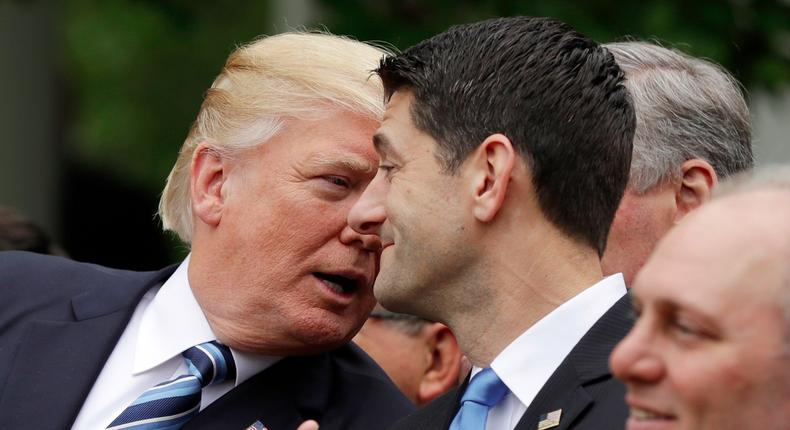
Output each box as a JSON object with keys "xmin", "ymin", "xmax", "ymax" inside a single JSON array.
[
  {"xmin": 0, "ymin": 32, "xmax": 413, "ymax": 430},
  {"xmin": 610, "ymin": 166, "xmax": 790, "ymax": 430},
  {"xmin": 349, "ymin": 16, "xmax": 636, "ymax": 430}
]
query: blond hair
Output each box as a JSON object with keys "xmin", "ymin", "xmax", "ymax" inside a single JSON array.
[{"xmin": 159, "ymin": 32, "xmax": 388, "ymax": 243}]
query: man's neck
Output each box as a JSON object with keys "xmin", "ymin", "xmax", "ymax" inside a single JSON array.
[{"xmin": 445, "ymin": 236, "xmax": 603, "ymax": 367}]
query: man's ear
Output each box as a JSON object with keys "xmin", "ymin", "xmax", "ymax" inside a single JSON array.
[
  {"xmin": 416, "ymin": 323, "xmax": 463, "ymax": 406},
  {"xmin": 469, "ymin": 134, "xmax": 516, "ymax": 223},
  {"xmin": 674, "ymin": 158, "xmax": 718, "ymax": 222},
  {"xmin": 190, "ymin": 143, "xmax": 229, "ymax": 227}
]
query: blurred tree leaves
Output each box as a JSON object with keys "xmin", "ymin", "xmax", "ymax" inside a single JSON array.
[
  {"xmin": 60, "ymin": 0, "xmax": 788, "ymax": 192},
  {"xmin": 61, "ymin": 0, "xmax": 272, "ymax": 191},
  {"xmin": 319, "ymin": 0, "xmax": 789, "ymax": 89}
]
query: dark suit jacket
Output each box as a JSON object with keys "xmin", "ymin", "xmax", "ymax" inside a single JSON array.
[
  {"xmin": 0, "ymin": 251, "xmax": 414, "ymax": 430},
  {"xmin": 389, "ymin": 294, "xmax": 634, "ymax": 430}
]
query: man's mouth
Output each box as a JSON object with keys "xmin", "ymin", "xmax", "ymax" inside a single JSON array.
[
  {"xmin": 314, "ymin": 272, "xmax": 361, "ymax": 295},
  {"xmin": 627, "ymin": 405, "xmax": 676, "ymax": 429},
  {"xmin": 631, "ymin": 407, "xmax": 674, "ymax": 421}
]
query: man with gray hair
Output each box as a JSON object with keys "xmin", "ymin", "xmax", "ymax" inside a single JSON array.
[
  {"xmin": 610, "ymin": 165, "xmax": 790, "ymax": 430},
  {"xmin": 601, "ymin": 41, "xmax": 753, "ymax": 285},
  {"xmin": 0, "ymin": 32, "xmax": 413, "ymax": 430}
]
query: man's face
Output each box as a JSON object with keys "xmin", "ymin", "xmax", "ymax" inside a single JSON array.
[
  {"xmin": 602, "ymin": 185, "xmax": 677, "ymax": 286},
  {"xmin": 348, "ymin": 91, "xmax": 470, "ymax": 316},
  {"xmin": 354, "ymin": 316, "xmax": 428, "ymax": 404},
  {"xmin": 200, "ymin": 110, "xmax": 381, "ymax": 354},
  {"xmin": 610, "ymin": 194, "xmax": 790, "ymax": 430}
]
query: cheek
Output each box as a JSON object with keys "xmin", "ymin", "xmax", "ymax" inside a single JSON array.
[
  {"xmin": 668, "ymin": 350, "xmax": 754, "ymax": 420},
  {"xmin": 603, "ymin": 197, "xmax": 668, "ymax": 278},
  {"xmin": 264, "ymin": 196, "xmax": 349, "ymax": 247},
  {"xmin": 610, "ymin": 200, "xmax": 652, "ymax": 244}
]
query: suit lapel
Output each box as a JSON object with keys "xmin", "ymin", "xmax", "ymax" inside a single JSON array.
[
  {"xmin": 514, "ymin": 294, "xmax": 633, "ymax": 430},
  {"xmin": 185, "ymin": 353, "xmax": 337, "ymax": 429},
  {"xmin": 0, "ymin": 265, "xmax": 176, "ymax": 429},
  {"xmin": 513, "ymin": 362, "xmax": 592, "ymax": 430}
]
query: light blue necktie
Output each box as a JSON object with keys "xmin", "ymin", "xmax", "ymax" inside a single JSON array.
[
  {"xmin": 449, "ymin": 368, "xmax": 509, "ymax": 430},
  {"xmin": 107, "ymin": 341, "xmax": 236, "ymax": 430}
]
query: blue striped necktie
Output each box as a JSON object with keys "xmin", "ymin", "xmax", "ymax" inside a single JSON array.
[
  {"xmin": 107, "ymin": 341, "xmax": 236, "ymax": 430},
  {"xmin": 449, "ymin": 367, "xmax": 509, "ymax": 430}
]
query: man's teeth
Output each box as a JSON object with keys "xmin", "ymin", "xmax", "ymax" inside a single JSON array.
[
  {"xmin": 631, "ymin": 408, "xmax": 671, "ymax": 420},
  {"xmin": 321, "ymin": 279, "xmax": 347, "ymax": 294}
]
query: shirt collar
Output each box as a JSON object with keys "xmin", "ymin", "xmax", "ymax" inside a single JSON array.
[
  {"xmin": 478, "ymin": 273, "xmax": 626, "ymax": 407},
  {"xmin": 133, "ymin": 255, "xmax": 280, "ymax": 385}
]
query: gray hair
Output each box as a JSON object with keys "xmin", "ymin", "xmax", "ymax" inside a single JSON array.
[
  {"xmin": 369, "ymin": 307, "xmax": 430, "ymax": 336},
  {"xmin": 716, "ymin": 165, "xmax": 790, "ymax": 352},
  {"xmin": 605, "ymin": 41, "xmax": 753, "ymax": 193}
]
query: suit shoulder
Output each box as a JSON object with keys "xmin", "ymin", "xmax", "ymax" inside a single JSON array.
[{"xmin": 0, "ymin": 251, "xmax": 165, "ymax": 307}]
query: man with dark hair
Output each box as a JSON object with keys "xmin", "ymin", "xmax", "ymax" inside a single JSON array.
[{"xmin": 349, "ymin": 16, "xmax": 636, "ymax": 429}]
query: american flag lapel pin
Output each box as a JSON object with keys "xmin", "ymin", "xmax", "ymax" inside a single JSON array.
[
  {"xmin": 245, "ymin": 420, "xmax": 267, "ymax": 430},
  {"xmin": 537, "ymin": 409, "xmax": 562, "ymax": 430}
]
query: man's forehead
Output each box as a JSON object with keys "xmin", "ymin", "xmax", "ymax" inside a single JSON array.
[
  {"xmin": 372, "ymin": 132, "xmax": 394, "ymax": 155},
  {"xmin": 636, "ymin": 192, "xmax": 790, "ymax": 307},
  {"xmin": 380, "ymin": 91, "xmax": 417, "ymax": 132},
  {"xmin": 669, "ymin": 190, "xmax": 790, "ymax": 259},
  {"xmin": 384, "ymin": 90, "xmax": 414, "ymax": 116}
]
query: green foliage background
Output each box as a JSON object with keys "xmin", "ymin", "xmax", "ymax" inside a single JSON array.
[{"xmin": 61, "ymin": 0, "xmax": 789, "ymax": 203}]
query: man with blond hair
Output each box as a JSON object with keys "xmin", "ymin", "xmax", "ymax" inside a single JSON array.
[
  {"xmin": 601, "ymin": 41, "xmax": 753, "ymax": 285},
  {"xmin": 0, "ymin": 32, "xmax": 413, "ymax": 430}
]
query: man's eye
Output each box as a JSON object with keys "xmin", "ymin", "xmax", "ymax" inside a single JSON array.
[
  {"xmin": 378, "ymin": 165, "xmax": 395, "ymax": 178},
  {"xmin": 324, "ymin": 176, "xmax": 350, "ymax": 188},
  {"xmin": 669, "ymin": 316, "xmax": 704, "ymax": 340}
]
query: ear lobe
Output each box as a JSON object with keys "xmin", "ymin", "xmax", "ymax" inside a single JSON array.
[
  {"xmin": 416, "ymin": 323, "xmax": 463, "ymax": 406},
  {"xmin": 675, "ymin": 159, "xmax": 718, "ymax": 222},
  {"xmin": 471, "ymin": 134, "xmax": 516, "ymax": 223},
  {"xmin": 190, "ymin": 143, "xmax": 229, "ymax": 228}
]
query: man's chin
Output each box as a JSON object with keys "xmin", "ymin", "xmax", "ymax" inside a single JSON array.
[
  {"xmin": 373, "ymin": 282, "xmax": 417, "ymax": 315},
  {"xmin": 291, "ymin": 313, "xmax": 365, "ymax": 353}
]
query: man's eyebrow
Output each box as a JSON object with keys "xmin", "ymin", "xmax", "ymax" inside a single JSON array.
[
  {"xmin": 373, "ymin": 133, "xmax": 393, "ymax": 155},
  {"xmin": 306, "ymin": 152, "xmax": 375, "ymax": 174}
]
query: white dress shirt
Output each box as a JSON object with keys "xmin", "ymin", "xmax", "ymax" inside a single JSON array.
[
  {"xmin": 71, "ymin": 256, "xmax": 281, "ymax": 430},
  {"xmin": 470, "ymin": 274, "xmax": 627, "ymax": 430}
]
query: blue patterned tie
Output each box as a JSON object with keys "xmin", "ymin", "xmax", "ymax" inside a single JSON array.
[
  {"xmin": 107, "ymin": 341, "xmax": 236, "ymax": 430},
  {"xmin": 449, "ymin": 368, "xmax": 509, "ymax": 430}
]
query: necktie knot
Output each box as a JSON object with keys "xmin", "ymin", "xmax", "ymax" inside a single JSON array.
[
  {"xmin": 108, "ymin": 340, "xmax": 236, "ymax": 430},
  {"xmin": 182, "ymin": 341, "xmax": 236, "ymax": 388},
  {"xmin": 461, "ymin": 367, "xmax": 508, "ymax": 407},
  {"xmin": 449, "ymin": 368, "xmax": 509, "ymax": 430}
]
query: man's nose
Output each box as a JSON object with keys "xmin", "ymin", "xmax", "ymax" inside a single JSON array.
[
  {"xmin": 610, "ymin": 318, "xmax": 665, "ymax": 385},
  {"xmin": 348, "ymin": 171, "xmax": 388, "ymax": 237},
  {"xmin": 339, "ymin": 223, "xmax": 381, "ymax": 252}
]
